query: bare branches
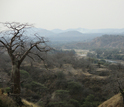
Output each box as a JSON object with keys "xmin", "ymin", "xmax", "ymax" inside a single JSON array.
[
  {"xmin": 0, "ymin": 39, "xmax": 8, "ymax": 49},
  {"xmin": 27, "ymin": 54, "xmax": 35, "ymax": 61},
  {"xmin": 1, "ymin": 22, "xmax": 32, "ymax": 31},
  {"xmin": 10, "ymin": 30, "xmax": 20, "ymax": 46},
  {"xmin": 29, "ymin": 52, "xmax": 48, "ymax": 70},
  {"xmin": 0, "ymin": 22, "xmax": 52, "ymax": 67},
  {"xmin": 1, "ymin": 36, "xmax": 9, "ymax": 45},
  {"xmin": 19, "ymin": 43, "xmax": 36, "ymax": 64}
]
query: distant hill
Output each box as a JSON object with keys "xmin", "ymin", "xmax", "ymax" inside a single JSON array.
[
  {"xmin": 98, "ymin": 93, "xmax": 123, "ymax": 107},
  {"xmin": 49, "ymin": 31, "xmax": 84, "ymax": 41},
  {"xmin": 51, "ymin": 29, "xmax": 64, "ymax": 33},
  {"xmin": 32, "ymin": 28, "xmax": 124, "ymax": 43},
  {"xmin": 25, "ymin": 27, "xmax": 55, "ymax": 36},
  {"xmin": 24, "ymin": 28, "xmax": 124, "ymax": 48},
  {"xmin": 63, "ymin": 35, "xmax": 124, "ymax": 49},
  {"xmin": 48, "ymin": 31, "xmax": 102, "ymax": 42},
  {"xmin": 89, "ymin": 35, "xmax": 124, "ymax": 48},
  {"xmin": 25, "ymin": 28, "xmax": 103, "ymax": 42}
]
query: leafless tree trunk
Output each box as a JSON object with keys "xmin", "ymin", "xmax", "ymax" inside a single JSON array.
[
  {"xmin": 0, "ymin": 22, "xmax": 51, "ymax": 105},
  {"xmin": 11, "ymin": 60, "xmax": 20, "ymax": 94}
]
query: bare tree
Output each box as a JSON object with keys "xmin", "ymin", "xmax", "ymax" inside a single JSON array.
[{"xmin": 0, "ymin": 22, "xmax": 51, "ymax": 105}]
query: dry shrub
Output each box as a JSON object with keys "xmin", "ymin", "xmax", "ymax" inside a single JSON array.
[{"xmin": 0, "ymin": 95, "xmax": 16, "ymax": 107}]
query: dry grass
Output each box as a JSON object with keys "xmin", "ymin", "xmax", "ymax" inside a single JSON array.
[
  {"xmin": 81, "ymin": 71, "xmax": 107, "ymax": 79},
  {"xmin": 98, "ymin": 93, "xmax": 124, "ymax": 107},
  {"xmin": 96, "ymin": 67, "xmax": 108, "ymax": 72},
  {"xmin": 51, "ymin": 64, "xmax": 107, "ymax": 80},
  {"xmin": 22, "ymin": 99, "xmax": 40, "ymax": 107},
  {"xmin": 0, "ymin": 95, "xmax": 40, "ymax": 107}
]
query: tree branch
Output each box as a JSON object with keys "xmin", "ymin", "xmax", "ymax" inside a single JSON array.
[
  {"xmin": 27, "ymin": 54, "xmax": 35, "ymax": 61},
  {"xmin": 0, "ymin": 40, "xmax": 8, "ymax": 49},
  {"xmin": 30, "ymin": 52, "xmax": 48, "ymax": 70},
  {"xmin": 19, "ymin": 44, "xmax": 36, "ymax": 64}
]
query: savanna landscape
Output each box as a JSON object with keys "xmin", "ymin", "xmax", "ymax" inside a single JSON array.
[
  {"xmin": 0, "ymin": 0, "xmax": 124, "ymax": 107},
  {"xmin": 0, "ymin": 22, "xmax": 124, "ymax": 107}
]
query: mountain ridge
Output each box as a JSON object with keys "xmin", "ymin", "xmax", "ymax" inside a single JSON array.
[
  {"xmin": 1, "ymin": 27, "xmax": 124, "ymax": 43},
  {"xmin": 25, "ymin": 27, "xmax": 124, "ymax": 42},
  {"xmin": 51, "ymin": 28, "xmax": 124, "ymax": 34}
]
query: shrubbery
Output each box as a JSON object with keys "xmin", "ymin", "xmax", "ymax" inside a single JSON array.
[
  {"xmin": 20, "ymin": 70, "xmax": 30, "ymax": 79},
  {"xmin": 55, "ymin": 90, "xmax": 70, "ymax": 101},
  {"xmin": 0, "ymin": 95, "xmax": 16, "ymax": 107},
  {"xmin": 48, "ymin": 101, "xmax": 73, "ymax": 107},
  {"xmin": 30, "ymin": 81, "xmax": 48, "ymax": 94},
  {"xmin": 5, "ymin": 87, "xmax": 10, "ymax": 93},
  {"xmin": 69, "ymin": 99, "xmax": 81, "ymax": 107},
  {"xmin": 82, "ymin": 94, "xmax": 101, "ymax": 107},
  {"xmin": 56, "ymin": 71, "xmax": 65, "ymax": 80},
  {"xmin": 67, "ymin": 81, "xmax": 83, "ymax": 94}
]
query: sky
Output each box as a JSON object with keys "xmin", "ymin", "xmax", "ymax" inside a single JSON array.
[{"xmin": 0, "ymin": 0, "xmax": 124, "ymax": 30}]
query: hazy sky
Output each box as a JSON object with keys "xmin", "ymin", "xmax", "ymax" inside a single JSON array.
[{"xmin": 0, "ymin": 0, "xmax": 124, "ymax": 30}]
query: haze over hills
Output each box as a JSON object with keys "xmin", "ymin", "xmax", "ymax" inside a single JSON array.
[
  {"xmin": 51, "ymin": 28, "xmax": 124, "ymax": 34},
  {"xmin": 1, "ymin": 27, "xmax": 124, "ymax": 43},
  {"xmin": 26, "ymin": 27, "xmax": 124, "ymax": 36},
  {"xmin": 25, "ymin": 27, "xmax": 55, "ymax": 36},
  {"xmin": 24, "ymin": 27, "xmax": 124, "ymax": 43},
  {"xmin": 25, "ymin": 27, "xmax": 124, "ymax": 49}
]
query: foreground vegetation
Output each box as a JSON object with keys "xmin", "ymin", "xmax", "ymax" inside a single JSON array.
[{"xmin": 0, "ymin": 48, "xmax": 124, "ymax": 107}]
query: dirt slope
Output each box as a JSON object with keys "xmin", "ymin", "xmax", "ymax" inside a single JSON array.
[{"xmin": 98, "ymin": 93, "xmax": 124, "ymax": 107}]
